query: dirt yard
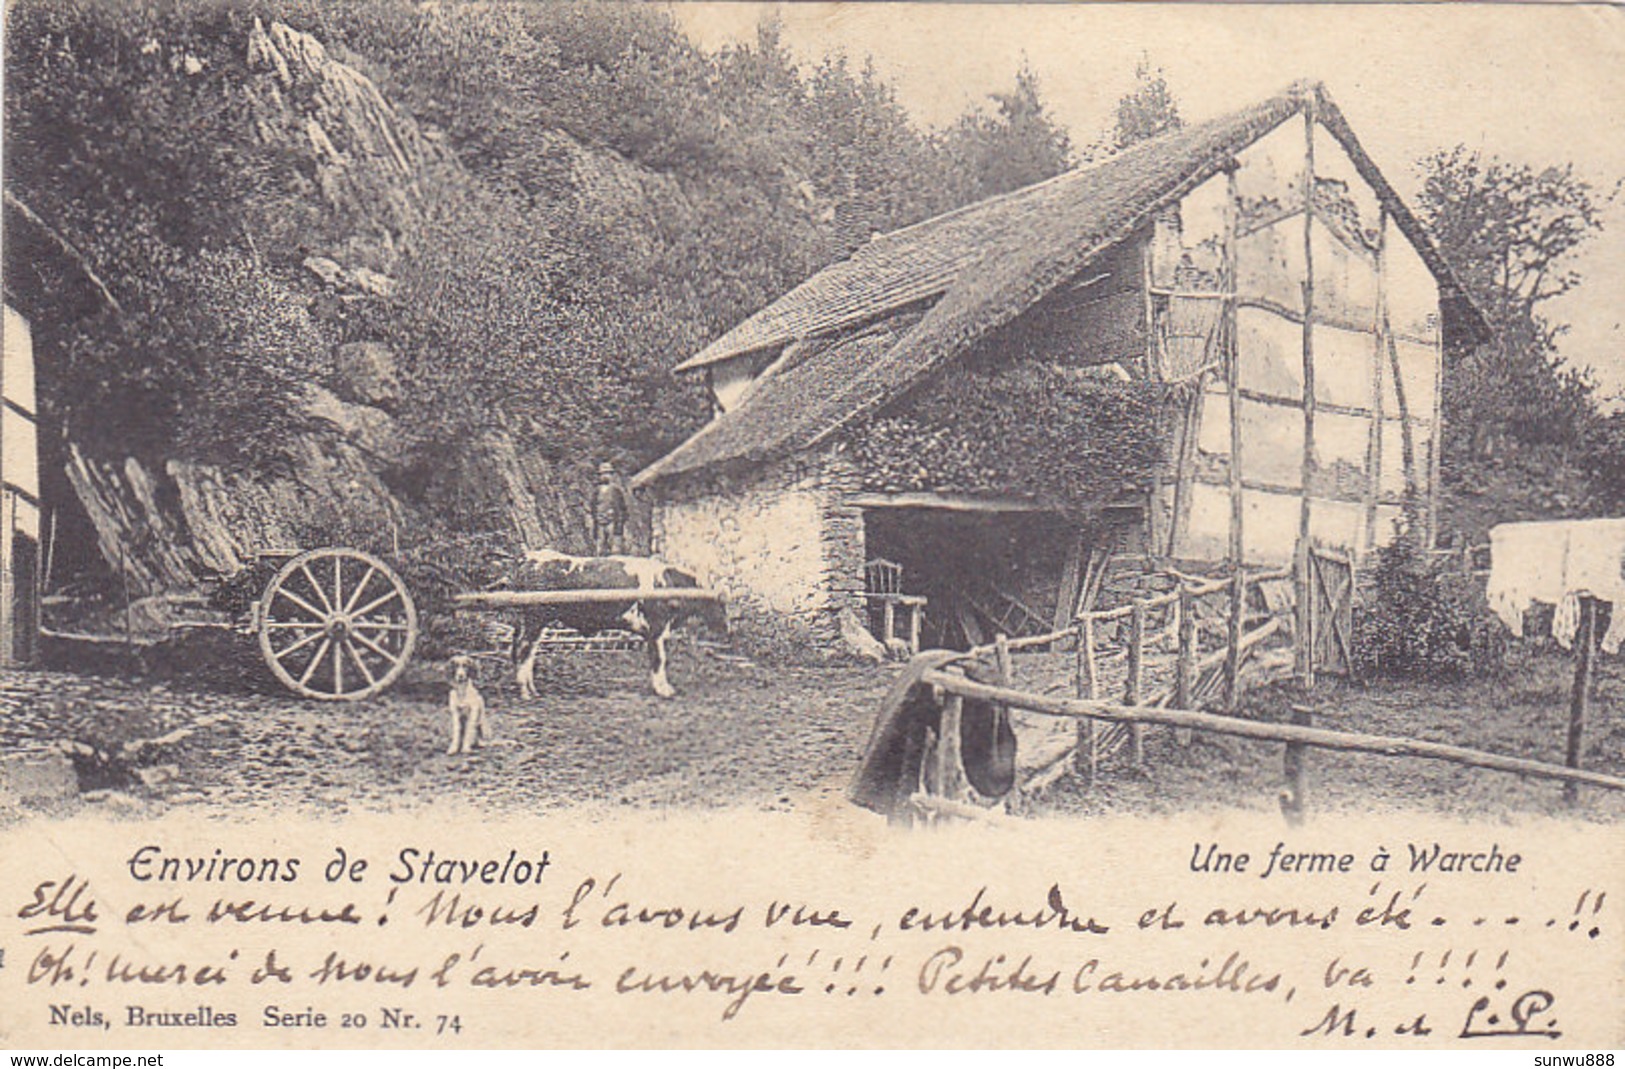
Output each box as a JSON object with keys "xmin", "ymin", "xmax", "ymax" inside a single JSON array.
[
  {"xmin": 1, "ymin": 637, "xmax": 1620, "ymax": 823},
  {"xmin": 0, "ymin": 640, "xmax": 892, "ymax": 820}
]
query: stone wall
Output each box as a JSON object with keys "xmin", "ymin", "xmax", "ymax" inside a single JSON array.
[{"xmin": 651, "ymin": 448, "xmax": 866, "ymax": 655}]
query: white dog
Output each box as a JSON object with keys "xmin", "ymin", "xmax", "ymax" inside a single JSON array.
[{"xmin": 446, "ymin": 654, "xmax": 487, "ymax": 755}]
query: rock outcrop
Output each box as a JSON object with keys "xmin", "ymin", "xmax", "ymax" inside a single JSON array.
[
  {"xmin": 245, "ymin": 17, "xmax": 448, "ymax": 266},
  {"xmin": 332, "ymin": 341, "xmax": 401, "ymax": 410},
  {"xmin": 531, "ymin": 128, "xmax": 697, "ymax": 264},
  {"xmin": 54, "ymin": 17, "xmax": 684, "ymax": 599},
  {"xmin": 68, "ymin": 434, "xmax": 407, "ymax": 593}
]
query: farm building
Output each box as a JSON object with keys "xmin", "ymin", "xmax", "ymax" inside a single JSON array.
[
  {"xmin": 2, "ymin": 193, "xmax": 126, "ymax": 665},
  {"xmin": 1, "ymin": 302, "xmax": 41, "ymax": 666},
  {"xmin": 635, "ymin": 82, "xmax": 1488, "ymax": 653}
]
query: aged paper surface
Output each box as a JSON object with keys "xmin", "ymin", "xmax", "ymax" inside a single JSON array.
[
  {"xmin": 1, "ymin": 811, "xmax": 1622, "ymax": 1047},
  {"xmin": 3, "ymin": 0, "xmax": 1623, "ymax": 1052}
]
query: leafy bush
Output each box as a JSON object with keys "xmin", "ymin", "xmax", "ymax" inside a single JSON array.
[
  {"xmin": 1354, "ymin": 518, "xmax": 1505, "ymax": 680},
  {"xmin": 1583, "ymin": 409, "xmax": 1625, "ymax": 513},
  {"xmin": 387, "ymin": 530, "xmax": 519, "ymax": 660}
]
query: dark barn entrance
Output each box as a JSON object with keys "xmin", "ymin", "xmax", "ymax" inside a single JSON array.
[{"xmin": 859, "ymin": 499, "xmax": 1080, "ymax": 650}]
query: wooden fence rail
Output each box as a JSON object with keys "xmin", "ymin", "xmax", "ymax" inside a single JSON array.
[
  {"xmin": 875, "ymin": 555, "xmax": 1621, "ymax": 828},
  {"xmin": 961, "ymin": 562, "xmax": 1297, "ymax": 778},
  {"xmin": 916, "ymin": 669, "xmax": 1625, "ymax": 793}
]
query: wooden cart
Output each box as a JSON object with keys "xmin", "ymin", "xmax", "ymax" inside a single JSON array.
[
  {"xmin": 251, "ymin": 546, "xmax": 718, "ymax": 702},
  {"xmin": 252, "ymin": 547, "xmax": 419, "ymax": 701}
]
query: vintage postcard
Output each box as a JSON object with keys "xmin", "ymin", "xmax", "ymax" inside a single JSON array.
[{"xmin": 1, "ymin": 0, "xmax": 1621, "ymax": 1051}]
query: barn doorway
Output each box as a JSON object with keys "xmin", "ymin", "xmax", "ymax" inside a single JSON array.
[{"xmin": 860, "ymin": 501, "xmax": 1081, "ymax": 650}]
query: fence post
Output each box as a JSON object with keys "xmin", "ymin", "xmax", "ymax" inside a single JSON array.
[
  {"xmin": 1127, "ymin": 600, "xmax": 1145, "ymax": 767},
  {"xmin": 1175, "ymin": 584, "xmax": 1197, "ymax": 746},
  {"xmin": 1075, "ymin": 615, "xmax": 1098, "ymax": 781},
  {"xmin": 1282, "ymin": 705, "xmax": 1312, "ymax": 824},
  {"xmin": 1225, "ymin": 569, "xmax": 1246, "ymax": 710},
  {"xmin": 937, "ymin": 691, "xmax": 967, "ymax": 803},
  {"xmin": 1565, "ymin": 597, "xmax": 1598, "ymax": 806}
]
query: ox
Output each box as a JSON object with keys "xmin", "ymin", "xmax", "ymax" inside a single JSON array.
[{"xmin": 503, "ymin": 551, "xmax": 726, "ymax": 699}]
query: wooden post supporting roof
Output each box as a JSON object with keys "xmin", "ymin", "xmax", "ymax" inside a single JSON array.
[
  {"xmin": 1225, "ymin": 167, "xmax": 1245, "ymax": 567},
  {"xmin": 1383, "ymin": 307, "xmax": 1418, "ymax": 509},
  {"xmin": 1142, "ymin": 231, "xmax": 1160, "ymax": 379},
  {"xmin": 1365, "ymin": 209, "xmax": 1388, "ymax": 553},
  {"xmin": 1142, "ymin": 237, "xmax": 1166, "ymax": 557},
  {"xmin": 1426, "ymin": 292, "xmax": 1447, "ymax": 549},
  {"xmin": 1170, "ymin": 383, "xmax": 1204, "ymax": 559},
  {"xmin": 1225, "ymin": 569, "xmax": 1246, "ymax": 710},
  {"xmin": 1295, "ymin": 100, "xmax": 1319, "ymax": 687},
  {"xmin": 1052, "ymin": 530, "xmax": 1088, "ymax": 644}
]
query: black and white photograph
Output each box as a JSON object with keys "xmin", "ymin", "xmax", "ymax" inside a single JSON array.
[{"xmin": 0, "ymin": 0, "xmax": 1620, "ymax": 1050}]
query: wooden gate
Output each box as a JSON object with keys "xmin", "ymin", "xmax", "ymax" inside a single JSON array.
[{"xmin": 1309, "ymin": 548, "xmax": 1354, "ymax": 676}]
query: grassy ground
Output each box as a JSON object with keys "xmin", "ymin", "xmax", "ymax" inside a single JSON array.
[{"xmin": 1037, "ymin": 643, "xmax": 1625, "ymax": 822}]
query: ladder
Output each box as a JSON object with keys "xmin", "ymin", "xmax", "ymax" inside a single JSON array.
[{"xmin": 963, "ymin": 584, "xmax": 1051, "ymax": 639}]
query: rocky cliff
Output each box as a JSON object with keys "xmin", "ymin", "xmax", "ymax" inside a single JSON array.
[{"xmin": 61, "ymin": 18, "xmax": 660, "ymax": 598}]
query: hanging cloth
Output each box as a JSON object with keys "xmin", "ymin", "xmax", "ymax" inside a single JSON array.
[{"xmin": 1487, "ymin": 519, "xmax": 1625, "ymax": 652}]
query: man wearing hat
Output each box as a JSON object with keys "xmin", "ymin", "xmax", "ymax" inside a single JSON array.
[{"xmin": 593, "ymin": 461, "xmax": 632, "ymax": 556}]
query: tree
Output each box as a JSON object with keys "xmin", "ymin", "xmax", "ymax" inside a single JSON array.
[
  {"xmin": 1416, "ymin": 147, "xmax": 1605, "ymax": 461},
  {"xmin": 1584, "ymin": 408, "xmax": 1625, "ymax": 512},
  {"xmin": 801, "ymin": 53, "xmax": 943, "ymax": 259},
  {"xmin": 1109, "ymin": 56, "xmax": 1182, "ymax": 151},
  {"xmin": 1079, "ymin": 56, "xmax": 1183, "ymax": 163},
  {"xmin": 935, "ymin": 60, "xmax": 1072, "ymax": 204}
]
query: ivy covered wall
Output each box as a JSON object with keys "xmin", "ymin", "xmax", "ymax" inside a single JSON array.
[{"xmin": 844, "ymin": 360, "xmax": 1166, "ymax": 513}]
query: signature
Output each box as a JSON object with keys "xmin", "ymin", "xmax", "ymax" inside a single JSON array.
[{"xmin": 1460, "ymin": 990, "xmax": 1561, "ymax": 1040}]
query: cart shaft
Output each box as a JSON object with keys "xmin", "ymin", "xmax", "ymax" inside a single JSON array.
[{"xmin": 452, "ymin": 588, "xmax": 720, "ymax": 609}]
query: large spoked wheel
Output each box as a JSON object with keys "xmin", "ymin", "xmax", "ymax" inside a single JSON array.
[{"xmin": 256, "ymin": 547, "xmax": 418, "ymax": 701}]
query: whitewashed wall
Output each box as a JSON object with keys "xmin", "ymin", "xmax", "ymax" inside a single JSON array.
[
  {"xmin": 652, "ymin": 448, "xmax": 864, "ymax": 651},
  {"xmin": 2, "ymin": 304, "xmax": 41, "ymax": 664},
  {"xmin": 1169, "ymin": 116, "xmax": 1442, "ymax": 565}
]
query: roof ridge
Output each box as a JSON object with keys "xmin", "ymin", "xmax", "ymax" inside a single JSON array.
[
  {"xmin": 676, "ymin": 82, "xmax": 1322, "ymax": 373},
  {"xmin": 866, "ymin": 139, "xmax": 1133, "ymax": 248},
  {"xmin": 640, "ymin": 80, "xmax": 1486, "ymax": 490},
  {"xmin": 868, "ymin": 81, "xmax": 1316, "ymax": 249},
  {"xmin": 867, "ymin": 79, "xmax": 1322, "ymax": 253}
]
